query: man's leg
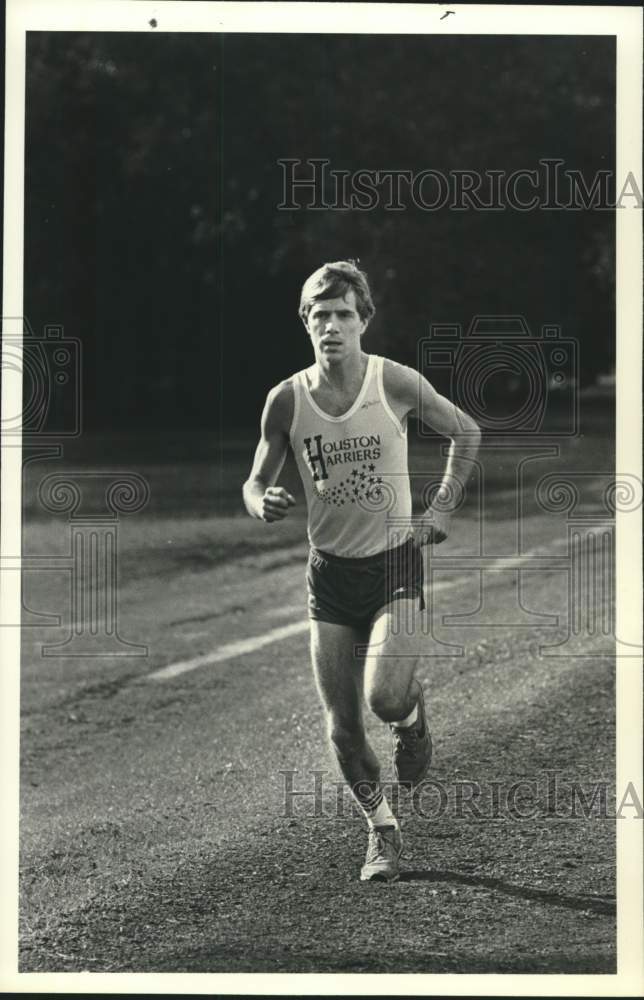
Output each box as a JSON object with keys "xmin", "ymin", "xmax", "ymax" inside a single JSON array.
[
  {"xmin": 310, "ymin": 618, "xmax": 381, "ymax": 806},
  {"xmin": 363, "ymin": 598, "xmax": 432, "ymax": 786},
  {"xmin": 309, "ymin": 619, "xmax": 402, "ymax": 879}
]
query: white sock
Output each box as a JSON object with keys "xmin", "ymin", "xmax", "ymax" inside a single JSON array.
[
  {"xmin": 352, "ymin": 781, "xmax": 399, "ymax": 830},
  {"xmin": 392, "ymin": 703, "xmax": 418, "ymax": 729},
  {"xmin": 367, "ymin": 794, "xmax": 399, "ymax": 830}
]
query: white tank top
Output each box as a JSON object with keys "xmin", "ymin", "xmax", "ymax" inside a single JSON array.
[{"xmin": 289, "ymin": 354, "xmax": 413, "ymax": 557}]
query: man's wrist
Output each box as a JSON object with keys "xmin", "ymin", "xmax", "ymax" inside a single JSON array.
[{"xmin": 243, "ymin": 480, "xmax": 265, "ymax": 519}]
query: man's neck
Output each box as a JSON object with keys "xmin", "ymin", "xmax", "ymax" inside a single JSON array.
[{"xmin": 314, "ymin": 351, "xmax": 368, "ymax": 390}]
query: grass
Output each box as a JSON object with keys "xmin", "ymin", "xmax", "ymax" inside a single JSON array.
[{"xmin": 20, "ymin": 398, "xmax": 615, "ymax": 581}]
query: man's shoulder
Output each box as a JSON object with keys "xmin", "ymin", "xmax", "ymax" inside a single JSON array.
[
  {"xmin": 264, "ymin": 377, "xmax": 296, "ymax": 432},
  {"xmin": 381, "ymin": 357, "xmax": 420, "ymax": 400},
  {"xmin": 267, "ymin": 374, "xmax": 297, "ymax": 399}
]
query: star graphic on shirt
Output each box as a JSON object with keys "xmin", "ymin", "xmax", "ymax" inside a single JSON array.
[{"xmin": 368, "ymin": 463, "xmax": 375, "ymax": 472}]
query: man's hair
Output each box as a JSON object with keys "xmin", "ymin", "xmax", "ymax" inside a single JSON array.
[{"xmin": 298, "ymin": 260, "xmax": 376, "ymax": 324}]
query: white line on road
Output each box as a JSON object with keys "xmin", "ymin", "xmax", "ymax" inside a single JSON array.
[
  {"xmin": 145, "ymin": 538, "xmax": 575, "ymax": 682},
  {"xmin": 145, "ymin": 620, "xmax": 309, "ymax": 681}
]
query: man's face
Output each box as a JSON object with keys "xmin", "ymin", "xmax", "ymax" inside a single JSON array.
[{"xmin": 305, "ymin": 290, "xmax": 367, "ymax": 363}]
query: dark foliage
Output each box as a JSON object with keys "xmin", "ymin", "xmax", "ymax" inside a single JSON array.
[{"xmin": 25, "ymin": 33, "xmax": 615, "ymax": 430}]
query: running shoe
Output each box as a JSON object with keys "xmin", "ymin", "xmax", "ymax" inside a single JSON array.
[
  {"xmin": 391, "ymin": 680, "xmax": 432, "ymax": 787},
  {"xmin": 360, "ymin": 824, "xmax": 403, "ymax": 882}
]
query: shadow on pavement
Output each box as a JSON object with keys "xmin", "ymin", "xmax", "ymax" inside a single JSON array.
[{"xmin": 399, "ymin": 867, "xmax": 616, "ymax": 915}]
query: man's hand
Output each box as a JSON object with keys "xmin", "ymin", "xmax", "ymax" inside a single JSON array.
[
  {"xmin": 415, "ymin": 507, "xmax": 451, "ymax": 547},
  {"xmin": 261, "ymin": 486, "xmax": 296, "ymax": 522}
]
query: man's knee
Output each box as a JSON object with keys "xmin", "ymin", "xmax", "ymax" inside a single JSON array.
[{"xmin": 365, "ymin": 674, "xmax": 412, "ymax": 723}]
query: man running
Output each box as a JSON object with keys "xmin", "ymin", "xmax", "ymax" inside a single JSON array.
[{"xmin": 243, "ymin": 260, "xmax": 481, "ymax": 881}]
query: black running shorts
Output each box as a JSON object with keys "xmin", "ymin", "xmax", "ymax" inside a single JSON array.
[{"xmin": 306, "ymin": 537, "xmax": 425, "ymax": 629}]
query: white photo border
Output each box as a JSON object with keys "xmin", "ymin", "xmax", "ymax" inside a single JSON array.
[{"xmin": 1, "ymin": 2, "xmax": 642, "ymax": 995}]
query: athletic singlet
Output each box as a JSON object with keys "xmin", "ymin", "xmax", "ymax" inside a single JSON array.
[{"xmin": 289, "ymin": 354, "xmax": 413, "ymax": 557}]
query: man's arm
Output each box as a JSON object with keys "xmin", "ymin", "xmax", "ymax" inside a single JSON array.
[
  {"xmin": 384, "ymin": 360, "xmax": 481, "ymax": 544},
  {"xmin": 242, "ymin": 381, "xmax": 296, "ymax": 522}
]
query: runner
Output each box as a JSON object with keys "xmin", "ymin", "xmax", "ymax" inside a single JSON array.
[{"xmin": 243, "ymin": 260, "xmax": 481, "ymax": 881}]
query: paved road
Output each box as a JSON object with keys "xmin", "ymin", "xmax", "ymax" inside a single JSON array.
[{"xmin": 19, "ymin": 507, "xmax": 616, "ymax": 972}]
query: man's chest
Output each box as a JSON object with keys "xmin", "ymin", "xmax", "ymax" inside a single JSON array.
[
  {"xmin": 307, "ymin": 390, "xmax": 358, "ymax": 417},
  {"xmin": 306, "ymin": 382, "xmax": 409, "ymax": 422}
]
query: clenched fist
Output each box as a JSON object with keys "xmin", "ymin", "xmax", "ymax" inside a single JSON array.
[{"xmin": 261, "ymin": 486, "xmax": 296, "ymax": 522}]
